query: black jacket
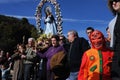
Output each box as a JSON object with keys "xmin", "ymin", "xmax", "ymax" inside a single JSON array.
[
  {"xmin": 111, "ymin": 13, "xmax": 120, "ymax": 79},
  {"xmin": 68, "ymin": 37, "xmax": 90, "ymax": 72}
]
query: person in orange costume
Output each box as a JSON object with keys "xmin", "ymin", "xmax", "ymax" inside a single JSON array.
[{"xmin": 78, "ymin": 30, "xmax": 113, "ymax": 80}]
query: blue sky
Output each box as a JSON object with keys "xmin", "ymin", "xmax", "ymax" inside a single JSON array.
[{"xmin": 0, "ymin": 0, "xmax": 114, "ymax": 39}]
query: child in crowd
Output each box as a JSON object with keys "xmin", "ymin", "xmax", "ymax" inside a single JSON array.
[{"xmin": 0, "ymin": 62, "xmax": 12, "ymax": 80}]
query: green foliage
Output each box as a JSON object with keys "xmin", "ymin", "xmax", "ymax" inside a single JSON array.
[{"xmin": 0, "ymin": 15, "xmax": 38, "ymax": 53}]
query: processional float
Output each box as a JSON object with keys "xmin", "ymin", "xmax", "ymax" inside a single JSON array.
[{"xmin": 35, "ymin": 0, "xmax": 63, "ymax": 35}]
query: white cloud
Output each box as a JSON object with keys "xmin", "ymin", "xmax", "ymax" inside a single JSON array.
[
  {"xmin": 6, "ymin": 14, "xmax": 109, "ymax": 24},
  {"xmin": 63, "ymin": 18, "xmax": 109, "ymax": 24},
  {"xmin": 6, "ymin": 14, "xmax": 35, "ymax": 19}
]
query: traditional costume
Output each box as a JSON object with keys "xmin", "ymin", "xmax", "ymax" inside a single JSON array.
[{"xmin": 78, "ymin": 30, "xmax": 113, "ymax": 80}]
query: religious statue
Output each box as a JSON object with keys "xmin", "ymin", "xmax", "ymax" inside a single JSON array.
[{"xmin": 44, "ymin": 6, "xmax": 57, "ymax": 36}]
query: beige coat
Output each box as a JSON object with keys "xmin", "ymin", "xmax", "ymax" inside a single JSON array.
[{"xmin": 11, "ymin": 53, "xmax": 24, "ymax": 80}]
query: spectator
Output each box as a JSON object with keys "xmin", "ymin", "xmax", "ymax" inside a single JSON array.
[
  {"xmin": 21, "ymin": 38, "xmax": 37, "ymax": 80},
  {"xmin": 36, "ymin": 38, "xmax": 51, "ymax": 80},
  {"xmin": 106, "ymin": 27, "xmax": 111, "ymax": 42},
  {"xmin": 6, "ymin": 52, "xmax": 10, "ymax": 60},
  {"xmin": 0, "ymin": 50, "xmax": 7, "ymax": 66},
  {"xmin": 1, "ymin": 62, "xmax": 12, "ymax": 80},
  {"xmin": 86, "ymin": 27, "xmax": 94, "ymax": 47},
  {"xmin": 10, "ymin": 44, "xmax": 25, "ymax": 80},
  {"xmin": 105, "ymin": 27, "xmax": 111, "ymax": 49},
  {"xmin": 37, "ymin": 35, "xmax": 66, "ymax": 80},
  {"xmin": 108, "ymin": 0, "xmax": 120, "ymax": 79},
  {"xmin": 59, "ymin": 35, "xmax": 70, "ymax": 53},
  {"xmin": 66, "ymin": 30, "xmax": 90, "ymax": 80},
  {"xmin": 86, "ymin": 27, "xmax": 94, "ymax": 37}
]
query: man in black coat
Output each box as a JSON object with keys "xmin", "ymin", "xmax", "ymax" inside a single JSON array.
[{"xmin": 66, "ymin": 30, "xmax": 90, "ymax": 80}]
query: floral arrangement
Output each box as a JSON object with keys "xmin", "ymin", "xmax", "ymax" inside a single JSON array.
[{"xmin": 36, "ymin": 33, "xmax": 52, "ymax": 51}]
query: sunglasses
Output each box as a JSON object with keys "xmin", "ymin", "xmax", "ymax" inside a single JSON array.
[{"xmin": 45, "ymin": 43, "xmax": 49, "ymax": 44}]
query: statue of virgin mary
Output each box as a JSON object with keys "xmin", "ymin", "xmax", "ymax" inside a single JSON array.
[{"xmin": 44, "ymin": 6, "xmax": 57, "ymax": 36}]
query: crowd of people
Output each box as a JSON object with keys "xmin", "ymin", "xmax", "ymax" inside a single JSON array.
[
  {"xmin": 0, "ymin": 28, "xmax": 114, "ymax": 80},
  {"xmin": 0, "ymin": 0, "xmax": 120, "ymax": 80}
]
